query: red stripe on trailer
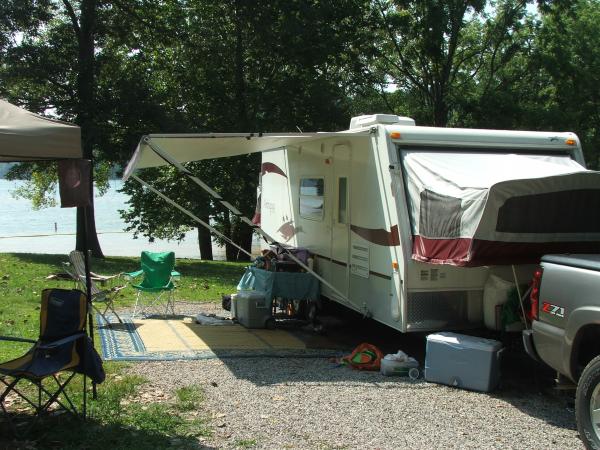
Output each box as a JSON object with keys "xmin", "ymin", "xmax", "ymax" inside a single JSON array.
[{"xmin": 412, "ymin": 235, "xmax": 600, "ymax": 267}]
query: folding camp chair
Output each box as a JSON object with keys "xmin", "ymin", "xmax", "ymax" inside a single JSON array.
[
  {"xmin": 64, "ymin": 250, "xmax": 125, "ymax": 326},
  {"xmin": 0, "ymin": 289, "xmax": 104, "ymax": 436},
  {"xmin": 124, "ymin": 251, "xmax": 180, "ymax": 319}
]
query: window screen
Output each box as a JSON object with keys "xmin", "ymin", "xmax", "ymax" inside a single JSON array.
[
  {"xmin": 300, "ymin": 178, "xmax": 324, "ymax": 220},
  {"xmin": 419, "ymin": 189, "xmax": 462, "ymax": 237}
]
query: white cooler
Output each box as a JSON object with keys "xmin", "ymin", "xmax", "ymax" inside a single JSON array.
[
  {"xmin": 425, "ymin": 332, "xmax": 503, "ymax": 392},
  {"xmin": 234, "ymin": 290, "xmax": 272, "ymax": 329}
]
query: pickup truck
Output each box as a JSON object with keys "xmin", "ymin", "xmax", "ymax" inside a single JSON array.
[{"xmin": 523, "ymin": 254, "xmax": 600, "ymax": 449}]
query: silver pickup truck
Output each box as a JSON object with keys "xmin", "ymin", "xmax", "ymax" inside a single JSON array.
[{"xmin": 523, "ymin": 254, "xmax": 600, "ymax": 449}]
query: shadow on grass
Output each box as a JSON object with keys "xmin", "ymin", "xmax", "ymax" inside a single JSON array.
[{"xmin": 0, "ymin": 412, "xmax": 215, "ymax": 450}]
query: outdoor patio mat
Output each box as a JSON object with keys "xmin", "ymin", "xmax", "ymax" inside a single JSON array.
[{"xmin": 97, "ymin": 315, "xmax": 345, "ymax": 361}]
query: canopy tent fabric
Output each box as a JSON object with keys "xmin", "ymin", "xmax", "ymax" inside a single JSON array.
[
  {"xmin": 403, "ymin": 150, "xmax": 600, "ymax": 266},
  {"xmin": 0, "ymin": 99, "xmax": 82, "ymax": 162},
  {"xmin": 123, "ymin": 131, "xmax": 369, "ymax": 178}
]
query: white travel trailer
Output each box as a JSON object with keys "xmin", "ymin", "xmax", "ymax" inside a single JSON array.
[{"xmin": 124, "ymin": 114, "xmax": 600, "ymax": 333}]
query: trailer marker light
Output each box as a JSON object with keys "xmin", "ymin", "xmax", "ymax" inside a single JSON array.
[
  {"xmin": 392, "ymin": 261, "xmax": 399, "ymax": 270},
  {"xmin": 565, "ymin": 138, "xmax": 576, "ymax": 146},
  {"xmin": 390, "ymin": 132, "xmax": 401, "ymax": 139}
]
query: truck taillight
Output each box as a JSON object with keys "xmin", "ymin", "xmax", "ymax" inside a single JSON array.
[{"xmin": 530, "ymin": 267, "xmax": 543, "ymax": 321}]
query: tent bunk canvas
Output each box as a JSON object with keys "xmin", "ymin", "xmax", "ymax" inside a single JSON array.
[{"xmin": 124, "ymin": 113, "xmax": 600, "ymax": 333}]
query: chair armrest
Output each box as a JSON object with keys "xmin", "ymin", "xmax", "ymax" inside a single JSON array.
[
  {"xmin": 38, "ymin": 332, "xmax": 87, "ymax": 349},
  {"xmin": 122, "ymin": 270, "xmax": 143, "ymax": 281},
  {"xmin": 0, "ymin": 336, "xmax": 37, "ymax": 344},
  {"xmin": 171, "ymin": 270, "xmax": 181, "ymax": 280}
]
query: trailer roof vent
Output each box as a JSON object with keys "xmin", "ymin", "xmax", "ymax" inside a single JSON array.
[{"xmin": 349, "ymin": 114, "xmax": 415, "ymax": 130}]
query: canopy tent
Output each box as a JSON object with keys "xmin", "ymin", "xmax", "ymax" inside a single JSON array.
[
  {"xmin": 403, "ymin": 150, "xmax": 600, "ymax": 266},
  {"xmin": 0, "ymin": 99, "xmax": 97, "ymax": 411},
  {"xmin": 0, "ymin": 99, "xmax": 81, "ymax": 162},
  {"xmin": 123, "ymin": 131, "xmax": 370, "ymax": 178}
]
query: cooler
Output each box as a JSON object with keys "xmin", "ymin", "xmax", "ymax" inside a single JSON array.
[
  {"xmin": 235, "ymin": 290, "xmax": 272, "ymax": 329},
  {"xmin": 425, "ymin": 332, "xmax": 503, "ymax": 392}
]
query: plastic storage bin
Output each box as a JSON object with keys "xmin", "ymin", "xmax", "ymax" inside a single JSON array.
[
  {"xmin": 425, "ymin": 332, "xmax": 503, "ymax": 392},
  {"xmin": 235, "ymin": 290, "xmax": 273, "ymax": 329}
]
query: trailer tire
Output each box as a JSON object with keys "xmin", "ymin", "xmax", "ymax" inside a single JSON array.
[{"xmin": 576, "ymin": 355, "xmax": 600, "ymax": 449}]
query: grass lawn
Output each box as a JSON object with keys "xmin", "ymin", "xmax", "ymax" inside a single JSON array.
[{"xmin": 0, "ymin": 252, "xmax": 247, "ymax": 449}]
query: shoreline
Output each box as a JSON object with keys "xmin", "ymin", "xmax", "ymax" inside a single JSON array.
[{"xmin": 0, "ymin": 231, "xmax": 261, "ymax": 259}]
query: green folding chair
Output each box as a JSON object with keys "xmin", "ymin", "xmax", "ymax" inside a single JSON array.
[
  {"xmin": 124, "ymin": 251, "xmax": 180, "ymax": 319},
  {"xmin": 0, "ymin": 289, "xmax": 105, "ymax": 436}
]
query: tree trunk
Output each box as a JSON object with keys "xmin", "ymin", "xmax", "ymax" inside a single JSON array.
[
  {"xmin": 432, "ymin": 90, "xmax": 449, "ymax": 127},
  {"xmin": 223, "ymin": 213, "xmax": 236, "ymax": 261},
  {"xmin": 72, "ymin": 0, "xmax": 103, "ymax": 257},
  {"xmin": 197, "ymin": 223, "xmax": 213, "ymax": 260},
  {"xmin": 235, "ymin": 224, "xmax": 253, "ymax": 262}
]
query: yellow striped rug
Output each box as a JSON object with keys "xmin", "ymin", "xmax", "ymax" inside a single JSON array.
[{"xmin": 98, "ymin": 316, "xmax": 341, "ymax": 361}]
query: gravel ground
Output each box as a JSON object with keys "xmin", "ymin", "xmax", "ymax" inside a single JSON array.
[
  {"xmin": 128, "ymin": 358, "xmax": 580, "ymax": 450},
  {"xmin": 123, "ymin": 302, "xmax": 583, "ymax": 449}
]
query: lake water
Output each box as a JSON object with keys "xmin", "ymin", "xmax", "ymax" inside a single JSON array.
[{"xmin": 0, "ymin": 178, "xmax": 228, "ymax": 258}]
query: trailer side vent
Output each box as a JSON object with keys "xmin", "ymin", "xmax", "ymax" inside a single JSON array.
[{"xmin": 406, "ymin": 290, "xmax": 482, "ymax": 330}]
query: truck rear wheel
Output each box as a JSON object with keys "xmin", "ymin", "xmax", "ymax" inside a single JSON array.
[{"xmin": 576, "ymin": 355, "xmax": 600, "ymax": 449}]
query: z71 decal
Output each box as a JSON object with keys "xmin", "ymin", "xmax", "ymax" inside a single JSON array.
[{"xmin": 542, "ymin": 301, "xmax": 565, "ymax": 318}]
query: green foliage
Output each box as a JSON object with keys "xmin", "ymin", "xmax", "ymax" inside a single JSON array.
[
  {"xmin": 175, "ymin": 385, "xmax": 205, "ymax": 412},
  {"xmin": 370, "ymin": 0, "xmax": 534, "ymax": 126}
]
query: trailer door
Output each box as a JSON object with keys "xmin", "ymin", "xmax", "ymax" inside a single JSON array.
[{"xmin": 330, "ymin": 144, "xmax": 351, "ymax": 296}]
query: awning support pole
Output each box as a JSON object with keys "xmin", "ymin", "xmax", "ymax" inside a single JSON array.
[
  {"xmin": 141, "ymin": 138, "xmax": 355, "ymax": 308},
  {"xmin": 131, "ymin": 175, "xmax": 253, "ymax": 259},
  {"xmin": 512, "ymin": 265, "xmax": 530, "ymax": 330}
]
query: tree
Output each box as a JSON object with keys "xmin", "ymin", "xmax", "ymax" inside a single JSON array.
[
  {"xmin": 117, "ymin": 0, "xmax": 375, "ymax": 260},
  {"xmin": 531, "ymin": 0, "xmax": 600, "ymax": 168},
  {"xmin": 0, "ymin": 1, "xmax": 106, "ymax": 256},
  {"xmin": 369, "ymin": 1, "xmax": 547, "ymax": 127}
]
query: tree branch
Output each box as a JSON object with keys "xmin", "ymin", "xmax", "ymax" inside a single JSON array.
[{"xmin": 62, "ymin": 0, "xmax": 81, "ymax": 41}]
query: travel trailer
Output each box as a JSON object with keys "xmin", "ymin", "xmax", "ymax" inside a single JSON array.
[{"xmin": 124, "ymin": 114, "xmax": 600, "ymax": 333}]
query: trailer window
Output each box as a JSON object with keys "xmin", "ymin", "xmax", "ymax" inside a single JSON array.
[
  {"xmin": 299, "ymin": 178, "xmax": 324, "ymax": 220},
  {"xmin": 338, "ymin": 177, "xmax": 348, "ymax": 224}
]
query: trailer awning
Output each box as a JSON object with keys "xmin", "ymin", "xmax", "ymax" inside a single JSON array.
[
  {"xmin": 402, "ymin": 150, "xmax": 600, "ymax": 266},
  {"xmin": 0, "ymin": 99, "xmax": 82, "ymax": 161},
  {"xmin": 123, "ymin": 130, "xmax": 370, "ymax": 179}
]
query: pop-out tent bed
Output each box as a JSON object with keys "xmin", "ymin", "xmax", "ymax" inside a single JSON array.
[{"xmin": 402, "ymin": 151, "xmax": 600, "ymax": 266}]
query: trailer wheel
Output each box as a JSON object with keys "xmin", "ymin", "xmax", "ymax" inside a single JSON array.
[{"xmin": 576, "ymin": 355, "xmax": 600, "ymax": 449}]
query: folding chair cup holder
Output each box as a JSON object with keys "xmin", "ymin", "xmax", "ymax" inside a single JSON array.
[
  {"xmin": 0, "ymin": 288, "xmax": 104, "ymax": 436},
  {"xmin": 125, "ymin": 251, "xmax": 180, "ymax": 319}
]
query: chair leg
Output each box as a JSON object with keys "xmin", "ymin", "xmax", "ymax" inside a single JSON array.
[
  {"xmin": 132, "ymin": 290, "xmax": 143, "ymax": 319},
  {"xmin": 105, "ymin": 299, "xmax": 123, "ymax": 323},
  {"xmin": 93, "ymin": 303, "xmax": 111, "ymax": 327}
]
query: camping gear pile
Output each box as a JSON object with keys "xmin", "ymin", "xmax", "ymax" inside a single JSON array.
[{"xmin": 225, "ymin": 246, "xmax": 320, "ymax": 330}]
